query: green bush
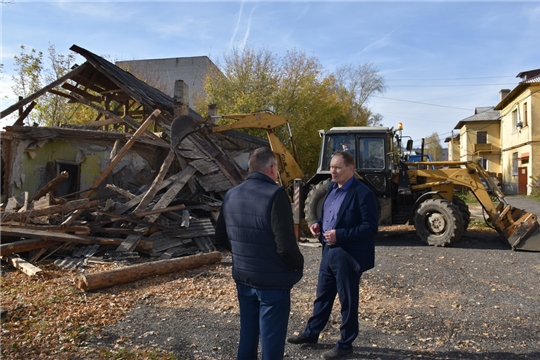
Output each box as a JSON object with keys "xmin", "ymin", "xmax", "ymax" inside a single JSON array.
[{"xmin": 529, "ymin": 175, "xmax": 540, "ymax": 201}]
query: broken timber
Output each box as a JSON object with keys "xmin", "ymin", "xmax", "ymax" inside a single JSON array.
[{"xmin": 76, "ymin": 250, "xmax": 222, "ymax": 291}]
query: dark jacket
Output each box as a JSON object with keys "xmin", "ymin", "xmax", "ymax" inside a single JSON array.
[
  {"xmin": 317, "ymin": 177, "xmax": 378, "ymax": 273},
  {"xmin": 215, "ymin": 172, "xmax": 303, "ymax": 290}
]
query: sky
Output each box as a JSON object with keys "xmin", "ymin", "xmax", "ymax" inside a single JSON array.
[{"xmin": 1, "ymin": 0, "xmax": 539, "ymax": 147}]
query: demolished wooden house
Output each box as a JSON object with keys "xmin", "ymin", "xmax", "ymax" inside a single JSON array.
[{"xmin": 0, "ymin": 44, "xmax": 266, "ymax": 283}]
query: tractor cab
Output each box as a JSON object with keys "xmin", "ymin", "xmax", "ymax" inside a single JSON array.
[{"xmin": 313, "ymin": 127, "xmax": 395, "ymax": 197}]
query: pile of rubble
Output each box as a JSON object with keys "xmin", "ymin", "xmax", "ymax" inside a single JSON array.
[{"xmin": 0, "ymin": 128, "xmax": 247, "ymax": 291}]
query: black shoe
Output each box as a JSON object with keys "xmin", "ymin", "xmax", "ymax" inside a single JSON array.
[
  {"xmin": 321, "ymin": 346, "xmax": 353, "ymax": 359},
  {"xmin": 287, "ymin": 334, "xmax": 318, "ymax": 344}
]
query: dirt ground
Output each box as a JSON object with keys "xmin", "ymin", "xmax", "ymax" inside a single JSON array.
[
  {"xmin": 79, "ymin": 225, "xmax": 539, "ymax": 360},
  {"xmin": 1, "ymin": 197, "xmax": 539, "ymax": 359}
]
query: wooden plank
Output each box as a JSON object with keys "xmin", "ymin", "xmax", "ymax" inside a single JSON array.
[
  {"xmin": 1, "ymin": 223, "xmax": 89, "ymax": 234},
  {"xmin": 132, "ymin": 150, "xmax": 176, "ymax": 214},
  {"xmin": 0, "ymin": 226, "xmax": 153, "ymax": 252},
  {"xmin": 0, "ymin": 199, "xmax": 96, "ymax": 223},
  {"xmin": 81, "ymin": 109, "xmax": 161, "ymax": 198},
  {"xmin": 113, "ymin": 168, "xmax": 193, "ymax": 215},
  {"xmin": 114, "ymin": 234, "xmax": 144, "ymax": 253},
  {"xmin": 105, "ymin": 183, "xmax": 136, "ymax": 200},
  {"xmin": 130, "ymin": 203, "xmax": 186, "ymax": 218},
  {"xmin": 4, "ymin": 254, "xmax": 42, "ymax": 276},
  {"xmin": 90, "ymin": 211, "xmax": 177, "ymax": 231},
  {"xmin": 190, "ymin": 134, "xmax": 243, "ymax": 186},
  {"xmin": 144, "ymin": 166, "xmax": 196, "ymax": 223},
  {"xmin": 114, "ymin": 151, "xmax": 181, "ymax": 253}
]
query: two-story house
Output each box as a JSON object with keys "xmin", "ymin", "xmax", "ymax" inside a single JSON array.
[
  {"xmin": 494, "ymin": 69, "xmax": 540, "ymax": 195},
  {"xmin": 452, "ymin": 106, "xmax": 501, "ymax": 178}
]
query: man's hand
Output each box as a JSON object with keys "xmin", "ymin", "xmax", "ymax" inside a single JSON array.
[
  {"xmin": 310, "ymin": 223, "xmax": 321, "ymax": 237},
  {"xmin": 323, "ymin": 229, "xmax": 337, "ymax": 245}
]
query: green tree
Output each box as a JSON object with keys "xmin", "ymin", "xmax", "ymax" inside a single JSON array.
[
  {"xmin": 11, "ymin": 44, "xmax": 97, "ymax": 126},
  {"xmin": 199, "ymin": 45, "xmax": 386, "ymax": 176}
]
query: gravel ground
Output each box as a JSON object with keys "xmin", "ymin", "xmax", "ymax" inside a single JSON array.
[{"xmin": 88, "ymin": 196, "xmax": 540, "ymax": 360}]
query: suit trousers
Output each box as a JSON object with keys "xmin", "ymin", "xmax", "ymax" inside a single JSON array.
[
  {"xmin": 303, "ymin": 246, "xmax": 363, "ymax": 350},
  {"xmin": 236, "ymin": 283, "xmax": 291, "ymax": 360}
]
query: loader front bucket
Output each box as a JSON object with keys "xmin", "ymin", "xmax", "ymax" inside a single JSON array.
[
  {"xmin": 494, "ymin": 207, "xmax": 540, "ymax": 251},
  {"xmin": 170, "ymin": 115, "xmax": 202, "ymax": 148}
]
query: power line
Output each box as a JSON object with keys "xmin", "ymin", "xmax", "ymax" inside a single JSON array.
[
  {"xmin": 388, "ymin": 83, "xmax": 516, "ymax": 88},
  {"xmin": 373, "ymin": 95, "xmax": 471, "ymax": 111},
  {"xmin": 386, "ymin": 75, "xmax": 516, "ymax": 81}
]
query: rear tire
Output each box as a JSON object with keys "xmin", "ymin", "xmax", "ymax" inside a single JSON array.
[
  {"xmin": 452, "ymin": 196, "xmax": 471, "ymax": 231},
  {"xmin": 304, "ymin": 179, "xmax": 331, "ymax": 226},
  {"xmin": 414, "ymin": 199, "xmax": 465, "ymax": 246}
]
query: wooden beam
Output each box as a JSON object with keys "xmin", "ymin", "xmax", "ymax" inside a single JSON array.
[
  {"xmin": 1, "ymin": 223, "xmax": 89, "ymax": 234},
  {"xmin": 81, "ymin": 109, "xmax": 161, "ymax": 198},
  {"xmin": 0, "ymin": 199, "xmax": 97, "ymax": 223},
  {"xmin": 0, "ymin": 226, "xmax": 153, "ymax": 252},
  {"xmin": 13, "ymin": 101, "xmax": 36, "ymax": 126},
  {"xmin": 0, "ymin": 239, "xmax": 61, "ymax": 257},
  {"xmin": 31, "ymin": 171, "xmax": 69, "ymax": 202},
  {"xmin": 76, "ymin": 251, "xmax": 222, "ymax": 291},
  {"xmin": 130, "ymin": 203, "xmax": 186, "ymax": 218},
  {"xmin": 105, "ymin": 184, "xmax": 136, "ymax": 200},
  {"xmin": 1, "ymin": 63, "xmax": 88, "ymax": 119},
  {"xmin": 3, "ymin": 254, "xmax": 42, "ymax": 276},
  {"xmin": 62, "ymin": 82, "xmax": 101, "ymax": 102}
]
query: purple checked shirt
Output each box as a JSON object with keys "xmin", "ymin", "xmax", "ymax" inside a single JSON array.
[{"xmin": 322, "ymin": 177, "xmax": 354, "ymax": 234}]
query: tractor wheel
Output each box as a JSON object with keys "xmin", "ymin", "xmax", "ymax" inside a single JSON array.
[
  {"xmin": 304, "ymin": 179, "xmax": 331, "ymax": 226},
  {"xmin": 452, "ymin": 196, "xmax": 471, "ymax": 231},
  {"xmin": 414, "ymin": 199, "xmax": 465, "ymax": 247}
]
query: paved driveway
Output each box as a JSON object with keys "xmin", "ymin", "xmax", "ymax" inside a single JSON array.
[{"xmin": 469, "ymin": 195, "xmax": 540, "ymax": 221}]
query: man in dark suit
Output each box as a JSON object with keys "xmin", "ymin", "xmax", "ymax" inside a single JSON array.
[{"xmin": 288, "ymin": 150, "xmax": 378, "ymax": 359}]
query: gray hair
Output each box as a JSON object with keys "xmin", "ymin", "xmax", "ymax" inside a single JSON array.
[{"xmin": 248, "ymin": 147, "xmax": 277, "ymax": 173}]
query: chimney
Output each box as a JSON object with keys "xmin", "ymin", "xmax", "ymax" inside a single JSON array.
[
  {"xmin": 499, "ymin": 89, "xmax": 510, "ymax": 102},
  {"xmin": 208, "ymin": 104, "xmax": 218, "ymax": 124},
  {"xmin": 173, "ymin": 80, "xmax": 189, "ymax": 117}
]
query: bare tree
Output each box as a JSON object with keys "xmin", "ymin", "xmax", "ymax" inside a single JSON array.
[
  {"xmin": 333, "ymin": 62, "xmax": 386, "ymax": 125},
  {"xmin": 424, "ymin": 132, "xmax": 444, "ymax": 161}
]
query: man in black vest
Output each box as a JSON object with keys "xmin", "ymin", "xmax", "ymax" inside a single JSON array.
[
  {"xmin": 288, "ymin": 151, "xmax": 378, "ymax": 359},
  {"xmin": 215, "ymin": 147, "xmax": 304, "ymax": 360}
]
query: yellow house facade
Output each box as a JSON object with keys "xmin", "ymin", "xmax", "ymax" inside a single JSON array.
[
  {"xmin": 494, "ymin": 69, "xmax": 540, "ymax": 195},
  {"xmin": 453, "ymin": 107, "xmax": 502, "ymax": 177},
  {"xmin": 444, "ymin": 134, "xmax": 460, "ymax": 161}
]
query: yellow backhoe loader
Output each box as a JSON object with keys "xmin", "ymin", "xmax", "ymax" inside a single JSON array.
[{"xmin": 171, "ymin": 114, "xmax": 540, "ymax": 251}]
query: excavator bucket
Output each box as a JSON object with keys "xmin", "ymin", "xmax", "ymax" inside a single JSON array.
[
  {"xmin": 170, "ymin": 115, "xmax": 203, "ymax": 148},
  {"xmin": 494, "ymin": 207, "xmax": 540, "ymax": 251}
]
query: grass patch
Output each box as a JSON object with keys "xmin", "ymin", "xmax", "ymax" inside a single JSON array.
[{"xmin": 455, "ymin": 191, "xmax": 480, "ymax": 205}]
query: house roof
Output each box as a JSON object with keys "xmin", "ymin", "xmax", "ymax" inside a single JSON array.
[
  {"xmin": 1, "ymin": 44, "xmax": 201, "ymax": 125},
  {"xmin": 454, "ymin": 107, "xmax": 500, "ymax": 129},
  {"xmin": 494, "ymin": 68, "xmax": 540, "ymax": 110}
]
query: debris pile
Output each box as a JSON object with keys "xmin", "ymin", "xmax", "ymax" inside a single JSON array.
[{"xmin": 0, "ymin": 128, "xmax": 246, "ymax": 290}]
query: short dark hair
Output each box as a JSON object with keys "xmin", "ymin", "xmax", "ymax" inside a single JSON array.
[
  {"xmin": 248, "ymin": 147, "xmax": 276, "ymax": 173},
  {"xmin": 333, "ymin": 150, "xmax": 355, "ymax": 167}
]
